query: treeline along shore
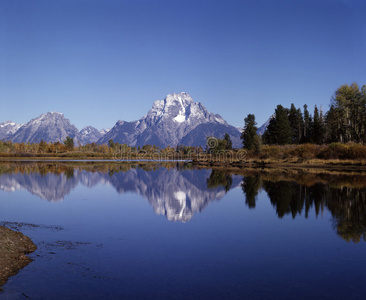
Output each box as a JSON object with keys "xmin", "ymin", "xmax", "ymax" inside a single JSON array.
[{"xmin": 1, "ymin": 83, "xmax": 366, "ymax": 169}]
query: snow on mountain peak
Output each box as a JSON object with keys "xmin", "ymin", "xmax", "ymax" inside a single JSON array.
[
  {"xmin": 100, "ymin": 128, "xmax": 110, "ymax": 135},
  {"xmin": 40, "ymin": 111, "xmax": 63, "ymax": 118},
  {"xmin": 165, "ymin": 92, "xmax": 193, "ymax": 106},
  {"xmin": 80, "ymin": 126, "xmax": 93, "ymax": 135},
  {"xmin": 0, "ymin": 121, "xmax": 16, "ymax": 128},
  {"xmin": 0, "ymin": 121, "xmax": 24, "ymax": 140}
]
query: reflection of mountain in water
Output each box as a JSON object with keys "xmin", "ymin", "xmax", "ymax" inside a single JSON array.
[
  {"xmin": 0, "ymin": 171, "xmax": 107, "ymax": 201},
  {"xmin": 110, "ymin": 168, "xmax": 240, "ymax": 222},
  {"xmin": 1, "ymin": 164, "xmax": 366, "ymax": 239},
  {"xmin": 0, "ymin": 167, "xmax": 241, "ymax": 222}
]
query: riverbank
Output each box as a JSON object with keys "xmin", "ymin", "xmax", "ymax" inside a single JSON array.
[
  {"xmin": 192, "ymin": 158, "xmax": 366, "ymax": 172},
  {"xmin": 1, "ymin": 155, "xmax": 366, "ymax": 172},
  {"xmin": 0, "ymin": 226, "xmax": 37, "ymax": 289}
]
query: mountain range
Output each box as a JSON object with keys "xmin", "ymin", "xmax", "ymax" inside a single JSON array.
[{"xmin": 1, "ymin": 93, "xmax": 268, "ymax": 147}]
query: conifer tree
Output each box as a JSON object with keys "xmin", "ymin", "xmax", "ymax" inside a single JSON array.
[
  {"xmin": 263, "ymin": 105, "xmax": 292, "ymax": 145},
  {"xmin": 311, "ymin": 105, "xmax": 325, "ymax": 144},
  {"xmin": 302, "ymin": 104, "xmax": 312, "ymax": 143},
  {"xmin": 288, "ymin": 103, "xmax": 303, "ymax": 144},
  {"xmin": 241, "ymin": 114, "xmax": 259, "ymax": 150}
]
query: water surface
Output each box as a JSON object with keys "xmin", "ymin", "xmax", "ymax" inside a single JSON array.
[{"xmin": 0, "ymin": 162, "xmax": 365, "ymax": 299}]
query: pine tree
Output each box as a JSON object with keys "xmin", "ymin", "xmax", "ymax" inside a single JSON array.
[
  {"xmin": 263, "ymin": 105, "xmax": 292, "ymax": 145},
  {"xmin": 311, "ymin": 105, "xmax": 325, "ymax": 144},
  {"xmin": 302, "ymin": 104, "xmax": 312, "ymax": 143},
  {"xmin": 241, "ymin": 114, "xmax": 259, "ymax": 150},
  {"xmin": 288, "ymin": 103, "xmax": 303, "ymax": 144}
]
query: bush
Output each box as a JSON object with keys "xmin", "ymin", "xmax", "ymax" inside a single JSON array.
[
  {"xmin": 260, "ymin": 145, "xmax": 280, "ymax": 159},
  {"xmin": 289, "ymin": 144, "xmax": 318, "ymax": 159},
  {"xmin": 317, "ymin": 145, "xmax": 333, "ymax": 159},
  {"xmin": 344, "ymin": 143, "xmax": 366, "ymax": 159}
]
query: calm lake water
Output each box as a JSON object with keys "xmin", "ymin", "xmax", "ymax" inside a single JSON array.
[{"xmin": 0, "ymin": 162, "xmax": 365, "ymax": 299}]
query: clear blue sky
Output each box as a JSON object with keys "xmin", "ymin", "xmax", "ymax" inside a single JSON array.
[{"xmin": 1, "ymin": 0, "xmax": 365, "ymax": 130}]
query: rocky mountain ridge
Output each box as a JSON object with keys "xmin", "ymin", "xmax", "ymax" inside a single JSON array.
[
  {"xmin": 99, "ymin": 92, "xmax": 242, "ymax": 148},
  {"xmin": 2, "ymin": 93, "xmax": 268, "ymax": 147}
]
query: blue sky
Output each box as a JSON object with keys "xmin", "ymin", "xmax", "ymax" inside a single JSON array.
[{"xmin": 1, "ymin": 0, "xmax": 365, "ymax": 130}]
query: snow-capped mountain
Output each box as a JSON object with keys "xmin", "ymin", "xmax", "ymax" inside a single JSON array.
[
  {"xmin": 10, "ymin": 112, "xmax": 79, "ymax": 144},
  {"xmin": 99, "ymin": 92, "xmax": 242, "ymax": 147},
  {"xmin": 3, "ymin": 93, "xmax": 243, "ymax": 147},
  {"xmin": 75, "ymin": 126, "xmax": 103, "ymax": 145},
  {"xmin": 0, "ymin": 121, "xmax": 23, "ymax": 140},
  {"xmin": 100, "ymin": 128, "xmax": 110, "ymax": 135}
]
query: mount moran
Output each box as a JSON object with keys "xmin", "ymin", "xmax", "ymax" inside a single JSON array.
[{"xmin": 2, "ymin": 93, "xmax": 246, "ymax": 148}]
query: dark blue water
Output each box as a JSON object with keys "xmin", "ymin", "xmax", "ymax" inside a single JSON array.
[{"xmin": 0, "ymin": 163, "xmax": 365, "ymax": 299}]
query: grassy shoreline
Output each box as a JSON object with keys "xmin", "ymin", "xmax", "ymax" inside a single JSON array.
[
  {"xmin": 0, "ymin": 226, "xmax": 37, "ymax": 290},
  {"xmin": 192, "ymin": 158, "xmax": 366, "ymax": 172},
  {"xmin": 2, "ymin": 157, "xmax": 366, "ymax": 171}
]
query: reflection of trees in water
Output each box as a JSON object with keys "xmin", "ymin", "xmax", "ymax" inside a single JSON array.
[
  {"xmin": 241, "ymin": 176, "xmax": 261, "ymax": 209},
  {"xmin": 327, "ymin": 187, "xmax": 366, "ymax": 243},
  {"xmin": 207, "ymin": 170, "xmax": 232, "ymax": 192},
  {"xmin": 242, "ymin": 176, "xmax": 366, "ymax": 243}
]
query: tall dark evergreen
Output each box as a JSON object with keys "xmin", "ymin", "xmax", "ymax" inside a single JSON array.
[
  {"xmin": 288, "ymin": 103, "xmax": 303, "ymax": 144},
  {"xmin": 263, "ymin": 105, "xmax": 292, "ymax": 145},
  {"xmin": 241, "ymin": 114, "xmax": 259, "ymax": 151},
  {"xmin": 302, "ymin": 104, "xmax": 312, "ymax": 143},
  {"xmin": 311, "ymin": 105, "xmax": 325, "ymax": 144}
]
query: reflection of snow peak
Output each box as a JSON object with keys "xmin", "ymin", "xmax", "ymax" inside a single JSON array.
[
  {"xmin": 174, "ymin": 191, "xmax": 187, "ymax": 202},
  {"xmin": 174, "ymin": 191, "xmax": 187, "ymax": 220},
  {"xmin": 0, "ymin": 167, "xmax": 241, "ymax": 222}
]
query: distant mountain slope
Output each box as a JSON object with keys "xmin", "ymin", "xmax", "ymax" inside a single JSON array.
[
  {"xmin": 180, "ymin": 123, "xmax": 241, "ymax": 148},
  {"xmin": 75, "ymin": 126, "xmax": 102, "ymax": 145},
  {"xmin": 0, "ymin": 121, "xmax": 23, "ymax": 141},
  {"xmin": 257, "ymin": 116, "xmax": 272, "ymax": 136},
  {"xmin": 9, "ymin": 112, "xmax": 79, "ymax": 144},
  {"xmin": 99, "ymin": 92, "xmax": 242, "ymax": 148},
  {"xmin": 100, "ymin": 128, "xmax": 110, "ymax": 135}
]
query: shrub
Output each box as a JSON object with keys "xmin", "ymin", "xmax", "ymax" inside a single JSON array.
[
  {"xmin": 289, "ymin": 144, "xmax": 318, "ymax": 159},
  {"xmin": 260, "ymin": 145, "xmax": 282, "ymax": 159},
  {"xmin": 317, "ymin": 145, "xmax": 333, "ymax": 159},
  {"xmin": 344, "ymin": 143, "xmax": 366, "ymax": 160}
]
